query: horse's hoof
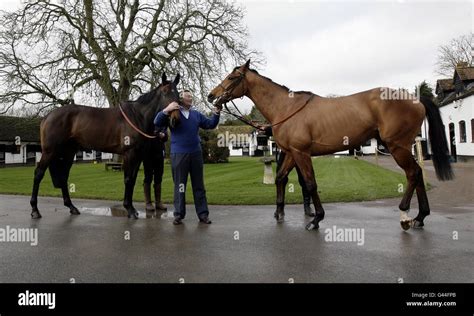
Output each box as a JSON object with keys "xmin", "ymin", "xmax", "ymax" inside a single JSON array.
[
  {"xmin": 400, "ymin": 220, "xmax": 412, "ymax": 231},
  {"xmin": 31, "ymin": 211, "xmax": 42, "ymax": 219},
  {"xmin": 128, "ymin": 211, "xmax": 139, "ymax": 219},
  {"xmin": 413, "ymin": 220, "xmax": 424, "ymax": 228},
  {"xmin": 305, "ymin": 222, "xmax": 318, "ymax": 230},
  {"xmin": 274, "ymin": 213, "xmax": 284, "ymax": 223},
  {"xmin": 70, "ymin": 208, "xmax": 81, "ymax": 215}
]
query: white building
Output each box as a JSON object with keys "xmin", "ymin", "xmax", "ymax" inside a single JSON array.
[{"xmin": 422, "ymin": 64, "xmax": 474, "ymax": 162}]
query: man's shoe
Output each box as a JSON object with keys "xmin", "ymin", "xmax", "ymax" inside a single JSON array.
[
  {"xmin": 173, "ymin": 216, "xmax": 182, "ymax": 225},
  {"xmin": 199, "ymin": 215, "xmax": 212, "ymax": 224}
]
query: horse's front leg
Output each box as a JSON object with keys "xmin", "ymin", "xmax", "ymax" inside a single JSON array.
[
  {"xmin": 30, "ymin": 152, "xmax": 54, "ymax": 219},
  {"xmin": 274, "ymin": 151, "xmax": 295, "ymax": 223},
  {"xmin": 123, "ymin": 152, "xmax": 142, "ymax": 219},
  {"xmin": 290, "ymin": 149, "xmax": 325, "ymax": 230}
]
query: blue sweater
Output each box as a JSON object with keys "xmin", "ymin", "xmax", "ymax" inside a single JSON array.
[{"xmin": 154, "ymin": 108, "xmax": 220, "ymax": 154}]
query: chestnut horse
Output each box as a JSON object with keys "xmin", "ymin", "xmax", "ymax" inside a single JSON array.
[
  {"xmin": 208, "ymin": 60, "xmax": 453, "ymax": 231},
  {"xmin": 30, "ymin": 73, "xmax": 180, "ymax": 219}
]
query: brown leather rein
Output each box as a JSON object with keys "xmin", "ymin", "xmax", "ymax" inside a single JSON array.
[{"xmin": 119, "ymin": 104, "xmax": 157, "ymax": 139}]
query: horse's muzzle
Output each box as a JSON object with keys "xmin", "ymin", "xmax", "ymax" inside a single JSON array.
[
  {"xmin": 207, "ymin": 93, "xmax": 215, "ymax": 103},
  {"xmin": 207, "ymin": 93, "xmax": 224, "ymax": 109}
]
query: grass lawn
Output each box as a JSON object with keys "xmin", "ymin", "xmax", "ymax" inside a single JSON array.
[{"xmin": 0, "ymin": 156, "xmax": 408, "ymax": 205}]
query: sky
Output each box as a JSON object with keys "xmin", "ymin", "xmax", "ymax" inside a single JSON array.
[
  {"xmin": 1, "ymin": 0, "xmax": 472, "ymax": 114},
  {"xmin": 230, "ymin": 0, "xmax": 473, "ymax": 112}
]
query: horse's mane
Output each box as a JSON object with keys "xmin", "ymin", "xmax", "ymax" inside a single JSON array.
[
  {"xmin": 132, "ymin": 81, "xmax": 170, "ymax": 105},
  {"xmin": 243, "ymin": 67, "xmax": 315, "ymax": 96}
]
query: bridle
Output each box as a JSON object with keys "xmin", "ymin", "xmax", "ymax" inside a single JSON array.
[{"xmin": 214, "ymin": 69, "xmax": 315, "ymax": 131}]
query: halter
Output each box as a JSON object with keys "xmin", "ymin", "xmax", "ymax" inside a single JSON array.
[
  {"xmin": 217, "ymin": 69, "xmax": 247, "ymax": 102},
  {"xmin": 215, "ymin": 69, "xmax": 315, "ymax": 130}
]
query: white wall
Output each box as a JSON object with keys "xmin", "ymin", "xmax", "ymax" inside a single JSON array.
[
  {"xmin": 249, "ymin": 133, "xmax": 257, "ymax": 156},
  {"xmin": 1, "ymin": 143, "xmax": 115, "ymax": 165},
  {"xmin": 228, "ymin": 144, "xmax": 243, "ymax": 156},
  {"xmin": 101, "ymin": 152, "xmax": 113, "ymax": 160},
  {"xmin": 422, "ymin": 94, "xmax": 474, "ymax": 157},
  {"xmin": 5, "ymin": 149, "xmax": 24, "ymax": 163},
  {"xmin": 36, "ymin": 150, "xmax": 113, "ymax": 163},
  {"xmin": 362, "ymin": 138, "xmax": 377, "ymax": 154},
  {"xmin": 74, "ymin": 151, "xmax": 114, "ymax": 161},
  {"xmin": 334, "ymin": 138, "xmax": 377, "ymax": 155},
  {"xmin": 4, "ymin": 144, "xmax": 25, "ymax": 164}
]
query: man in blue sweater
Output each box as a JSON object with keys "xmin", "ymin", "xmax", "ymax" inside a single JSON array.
[{"xmin": 154, "ymin": 90, "xmax": 220, "ymax": 225}]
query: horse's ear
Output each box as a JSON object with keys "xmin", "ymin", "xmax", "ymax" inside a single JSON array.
[
  {"xmin": 161, "ymin": 72, "xmax": 167, "ymax": 83},
  {"xmin": 244, "ymin": 59, "xmax": 251, "ymax": 69},
  {"xmin": 173, "ymin": 73, "xmax": 180, "ymax": 85}
]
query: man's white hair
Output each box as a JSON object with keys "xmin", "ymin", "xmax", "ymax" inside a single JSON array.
[{"xmin": 180, "ymin": 90, "xmax": 192, "ymax": 98}]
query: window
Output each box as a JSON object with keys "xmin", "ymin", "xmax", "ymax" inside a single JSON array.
[
  {"xmin": 459, "ymin": 121, "xmax": 466, "ymax": 143},
  {"xmin": 471, "ymin": 119, "xmax": 474, "ymax": 143}
]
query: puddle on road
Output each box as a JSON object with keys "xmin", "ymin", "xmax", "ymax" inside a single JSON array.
[{"xmin": 79, "ymin": 205, "xmax": 174, "ymax": 220}]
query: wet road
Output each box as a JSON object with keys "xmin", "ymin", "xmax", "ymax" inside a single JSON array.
[{"xmin": 0, "ymin": 194, "xmax": 472, "ymax": 283}]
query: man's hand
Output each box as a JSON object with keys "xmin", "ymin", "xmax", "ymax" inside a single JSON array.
[
  {"xmin": 213, "ymin": 107, "xmax": 221, "ymax": 115},
  {"xmin": 158, "ymin": 132, "xmax": 166, "ymax": 139},
  {"xmin": 163, "ymin": 101, "xmax": 180, "ymax": 115}
]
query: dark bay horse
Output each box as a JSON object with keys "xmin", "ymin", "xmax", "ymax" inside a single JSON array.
[
  {"xmin": 208, "ymin": 60, "xmax": 453, "ymax": 231},
  {"xmin": 30, "ymin": 73, "xmax": 180, "ymax": 219}
]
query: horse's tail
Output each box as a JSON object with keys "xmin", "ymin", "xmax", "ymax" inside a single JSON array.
[
  {"xmin": 420, "ymin": 96, "xmax": 454, "ymax": 181},
  {"xmin": 49, "ymin": 157, "xmax": 69, "ymax": 188}
]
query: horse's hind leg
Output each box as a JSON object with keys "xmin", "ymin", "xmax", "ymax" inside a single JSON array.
[
  {"xmin": 296, "ymin": 165, "xmax": 315, "ymax": 217},
  {"xmin": 388, "ymin": 144, "xmax": 428, "ymax": 230},
  {"xmin": 30, "ymin": 151, "xmax": 54, "ymax": 219},
  {"xmin": 274, "ymin": 151, "xmax": 295, "ymax": 222},
  {"xmin": 61, "ymin": 147, "xmax": 80, "ymax": 215},
  {"xmin": 290, "ymin": 150, "xmax": 325, "ymax": 230},
  {"xmin": 413, "ymin": 178, "xmax": 430, "ymax": 228}
]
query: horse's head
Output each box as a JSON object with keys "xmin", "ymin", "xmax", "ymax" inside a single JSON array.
[
  {"xmin": 207, "ymin": 59, "xmax": 250, "ymax": 110},
  {"xmin": 158, "ymin": 72, "xmax": 181, "ymax": 128}
]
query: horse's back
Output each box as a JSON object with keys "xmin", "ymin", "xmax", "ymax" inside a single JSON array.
[
  {"xmin": 321, "ymin": 87, "xmax": 425, "ymax": 133},
  {"xmin": 40, "ymin": 104, "xmax": 121, "ymax": 151},
  {"xmin": 309, "ymin": 90, "xmax": 380, "ymax": 137}
]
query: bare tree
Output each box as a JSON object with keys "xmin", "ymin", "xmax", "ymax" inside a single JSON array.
[
  {"xmin": 0, "ymin": 0, "xmax": 262, "ymax": 116},
  {"xmin": 435, "ymin": 33, "xmax": 473, "ymax": 77}
]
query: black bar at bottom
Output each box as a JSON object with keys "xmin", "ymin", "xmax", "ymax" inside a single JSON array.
[{"xmin": 0, "ymin": 283, "xmax": 472, "ymax": 315}]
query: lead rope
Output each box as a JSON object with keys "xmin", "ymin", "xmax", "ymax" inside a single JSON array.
[
  {"xmin": 119, "ymin": 104, "xmax": 157, "ymax": 139},
  {"xmin": 217, "ymin": 93, "xmax": 315, "ymax": 130}
]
